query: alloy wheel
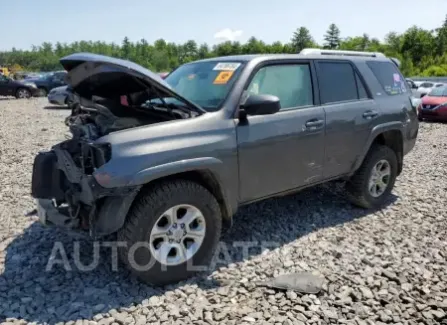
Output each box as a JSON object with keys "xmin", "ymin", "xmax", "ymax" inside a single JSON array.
[
  {"xmin": 368, "ymin": 159, "xmax": 391, "ymax": 197},
  {"xmin": 17, "ymin": 89, "xmax": 30, "ymax": 99},
  {"xmin": 149, "ymin": 204, "xmax": 206, "ymax": 266}
]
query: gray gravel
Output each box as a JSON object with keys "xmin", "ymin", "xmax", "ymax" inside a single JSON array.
[{"xmin": 1, "ymin": 98, "xmax": 446, "ymax": 325}]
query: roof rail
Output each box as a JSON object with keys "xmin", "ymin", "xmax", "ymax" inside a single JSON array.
[{"xmin": 300, "ymin": 48, "xmax": 386, "ymax": 58}]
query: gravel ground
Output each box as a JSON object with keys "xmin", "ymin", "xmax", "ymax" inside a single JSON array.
[{"xmin": 0, "ymin": 98, "xmax": 446, "ymax": 325}]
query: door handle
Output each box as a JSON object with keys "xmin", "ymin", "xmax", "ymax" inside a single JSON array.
[
  {"xmin": 305, "ymin": 119, "xmax": 324, "ymax": 130},
  {"xmin": 362, "ymin": 110, "xmax": 379, "ymax": 119}
]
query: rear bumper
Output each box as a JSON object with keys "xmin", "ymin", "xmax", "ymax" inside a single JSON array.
[
  {"xmin": 402, "ymin": 112, "xmax": 419, "ymax": 156},
  {"xmin": 31, "ymin": 147, "xmax": 140, "ymax": 237}
]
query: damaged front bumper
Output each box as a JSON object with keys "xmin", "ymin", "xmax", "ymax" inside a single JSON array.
[{"xmin": 31, "ymin": 144, "xmax": 141, "ymax": 237}]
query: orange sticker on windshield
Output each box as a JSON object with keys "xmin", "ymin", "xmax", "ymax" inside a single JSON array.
[{"xmin": 213, "ymin": 71, "xmax": 234, "ymax": 84}]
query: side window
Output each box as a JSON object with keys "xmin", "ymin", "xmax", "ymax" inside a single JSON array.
[
  {"xmin": 246, "ymin": 64, "xmax": 313, "ymax": 110},
  {"xmin": 0, "ymin": 75, "xmax": 7, "ymax": 83},
  {"xmin": 367, "ymin": 61, "xmax": 408, "ymax": 96},
  {"xmin": 317, "ymin": 62, "xmax": 359, "ymax": 104},
  {"xmin": 53, "ymin": 73, "xmax": 65, "ymax": 83}
]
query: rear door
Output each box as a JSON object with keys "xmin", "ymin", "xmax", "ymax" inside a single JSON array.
[
  {"xmin": 314, "ymin": 60, "xmax": 376, "ymax": 178},
  {"xmin": 237, "ymin": 60, "xmax": 326, "ymax": 202}
]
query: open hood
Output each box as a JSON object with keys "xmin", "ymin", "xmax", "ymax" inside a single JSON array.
[{"xmin": 60, "ymin": 53, "xmax": 205, "ymax": 114}]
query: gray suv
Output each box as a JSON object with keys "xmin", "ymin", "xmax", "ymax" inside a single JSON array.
[{"xmin": 31, "ymin": 50, "xmax": 419, "ymax": 285}]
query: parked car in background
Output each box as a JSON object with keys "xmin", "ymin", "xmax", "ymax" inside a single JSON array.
[
  {"xmin": 27, "ymin": 71, "xmax": 67, "ymax": 96},
  {"xmin": 406, "ymin": 78, "xmax": 424, "ymax": 98},
  {"xmin": 0, "ymin": 74, "xmax": 39, "ymax": 98},
  {"xmin": 417, "ymin": 81, "xmax": 445, "ymax": 97},
  {"xmin": 414, "ymin": 81, "xmax": 424, "ymax": 87},
  {"xmin": 417, "ymin": 86, "xmax": 447, "ymax": 122},
  {"xmin": 31, "ymin": 50, "xmax": 418, "ymax": 285},
  {"xmin": 158, "ymin": 72, "xmax": 170, "ymax": 79},
  {"xmin": 48, "ymin": 85, "xmax": 73, "ymax": 105}
]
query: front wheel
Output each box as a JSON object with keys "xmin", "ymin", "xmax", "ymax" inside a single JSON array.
[
  {"xmin": 346, "ymin": 145, "xmax": 398, "ymax": 209},
  {"xmin": 117, "ymin": 180, "xmax": 222, "ymax": 285},
  {"xmin": 15, "ymin": 88, "xmax": 31, "ymax": 99}
]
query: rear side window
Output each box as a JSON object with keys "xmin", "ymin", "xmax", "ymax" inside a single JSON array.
[
  {"xmin": 317, "ymin": 61, "xmax": 367, "ymax": 104},
  {"xmin": 367, "ymin": 61, "xmax": 408, "ymax": 96}
]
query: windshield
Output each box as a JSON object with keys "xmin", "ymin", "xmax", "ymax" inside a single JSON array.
[
  {"xmin": 428, "ymin": 86, "xmax": 447, "ymax": 97},
  {"xmin": 164, "ymin": 61, "xmax": 245, "ymax": 112}
]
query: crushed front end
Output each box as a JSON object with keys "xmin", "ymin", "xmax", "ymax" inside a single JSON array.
[{"xmin": 31, "ymin": 111, "xmax": 141, "ymax": 238}]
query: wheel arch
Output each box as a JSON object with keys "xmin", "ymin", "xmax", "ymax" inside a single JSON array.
[
  {"xmin": 95, "ymin": 168, "xmax": 233, "ymax": 237},
  {"xmin": 353, "ymin": 123, "xmax": 404, "ymax": 175},
  {"xmin": 137, "ymin": 169, "xmax": 232, "ymax": 222}
]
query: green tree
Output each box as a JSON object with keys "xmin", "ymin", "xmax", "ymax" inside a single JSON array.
[
  {"xmin": 401, "ymin": 26, "xmax": 435, "ymax": 66},
  {"xmin": 1, "ymin": 16, "xmax": 447, "ymax": 76},
  {"xmin": 324, "ymin": 23, "xmax": 341, "ymax": 49},
  {"xmin": 291, "ymin": 27, "xmax": 314, "ymax": 53},
  {"xmin": 121, "ymin": 37, "xmax": 132, "ymax": 59},
  {"xmin": 435, "ymin": 14, "xmax": 447, "ymax": 56}
]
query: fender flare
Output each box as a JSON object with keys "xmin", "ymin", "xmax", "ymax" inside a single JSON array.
[
  {"xmin": 128, "ymin": 157, "xmax": 224, "ymax": 186},
  {"xmin": 352, "ymin": 122, "xmax": 404, "ymax": 172},
  {"xmin": 129, "ymin": 157, "xmax": 233, "ymax": 218}
]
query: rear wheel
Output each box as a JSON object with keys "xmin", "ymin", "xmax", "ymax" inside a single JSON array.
[
  {"xmin": 117, "ymin": 180, "xmax": 222, "ymax": 285},
  {"xmin": 15, "ymin": 88, "xmax": 31, "ymax": 99},
  {"xmin": 346, "ymin": 145, "xmax": 398, "ymax": 209}
]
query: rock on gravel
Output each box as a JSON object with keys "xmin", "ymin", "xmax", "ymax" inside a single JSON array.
[{"xmin": 0, "ymin": 98, "xmax": 446, "ymax": 325}]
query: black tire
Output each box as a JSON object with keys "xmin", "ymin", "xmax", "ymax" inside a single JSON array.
[
  {"xmin": 117, "ymin": 180, "xmax": 222, "ymax": 286},
  {"xmin": 418, "ymin": 114, "xmax": 423, "ymax": 122},
  {"xmin": 38, "ymin": 87, "xmax": 48, "ymax": 97},
  {"xmin": 346, "ymin": 144, "xmax": 398, "ymax": 209},
  {"xmin": 15, "ymin": 88, "xmax": 31, "ymax": 99}
]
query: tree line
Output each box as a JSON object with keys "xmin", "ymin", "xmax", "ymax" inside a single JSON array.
[{"xmin": 1, "ymin": 16, "xmax": 447, "ymax": 77}]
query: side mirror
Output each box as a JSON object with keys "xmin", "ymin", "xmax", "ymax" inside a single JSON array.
[{"xmin": 241, "ymin": 94, "xmax": 281, "ymax": 117}]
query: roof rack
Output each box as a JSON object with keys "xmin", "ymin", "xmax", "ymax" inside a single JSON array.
[{"xmin": 300, "ymin": 48, "xmax": 386, "ymax": 58}]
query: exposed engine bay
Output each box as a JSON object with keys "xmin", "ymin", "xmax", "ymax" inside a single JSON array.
[{"xmin": 65, "ymin": 90, "xmax": 197, "ymax": 140}]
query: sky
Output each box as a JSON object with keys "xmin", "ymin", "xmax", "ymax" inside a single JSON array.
[{"xmin": 1, "ymin": 0, "xmax": 446, "ymax": 51}]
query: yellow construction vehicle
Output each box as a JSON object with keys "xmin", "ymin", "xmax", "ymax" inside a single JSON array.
[{"xmin": 0, "ymin": 66, "xmax": 10, "ymax": 77}]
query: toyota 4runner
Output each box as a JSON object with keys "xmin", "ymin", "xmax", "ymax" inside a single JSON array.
[{"xmin": 31, "ymin": 49, "xmax": 419, "ymax": 285}]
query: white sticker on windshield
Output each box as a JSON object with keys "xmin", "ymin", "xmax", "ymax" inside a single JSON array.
[{"xmin": 213, "ymin": 62, "xmax": 241, "ymax": 71}]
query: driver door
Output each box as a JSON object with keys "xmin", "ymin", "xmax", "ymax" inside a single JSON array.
[{"xmin": 236, "ymin": 61, "xmax": 326, "ymax": 203}]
